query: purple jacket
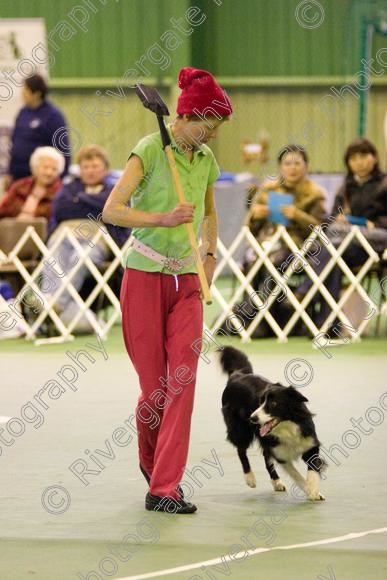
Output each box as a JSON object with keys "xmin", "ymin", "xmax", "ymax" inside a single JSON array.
[
  {"xmin": 49, "ymin": 177, "xmax": 131, "ymax": 248},
  {"xmin": 9, "ymin": 100, "xmax": 70, "ymax": 180}
]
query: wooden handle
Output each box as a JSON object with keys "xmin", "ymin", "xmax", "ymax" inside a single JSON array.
[{"xmin": 165, "ymin": 146, "xmax": 212, "ymax": 305}]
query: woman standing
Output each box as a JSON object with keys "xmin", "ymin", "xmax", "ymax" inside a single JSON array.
[
  {"xmin": 6, "ymin": 74, "xmax": 69, "ymax": 186},
  {"xmin": 103, "ymin": 68, "xmax": 232, "ymax": 514}
]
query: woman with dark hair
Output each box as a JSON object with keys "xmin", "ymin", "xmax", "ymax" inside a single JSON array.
[
  {"xmin": 296, "ymin": 138, "xmax": 387, "ymax": 330},
  {"xmin": 238, "ymin": 144, "xmax": 327, "ymax": 336},
  {"xmin": 6, "ymin": 74, "xmax": 70, "ymax": 185},
  {"xmin": 248, "ymin": 144, "xmax": 327, "ymax": 248},
  {"xmin": 333, "ymin": 138, "xmax": 387, "ymax": 228}
]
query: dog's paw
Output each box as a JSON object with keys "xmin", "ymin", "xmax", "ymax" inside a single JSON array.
[
  {"xmin": 272, "ymin": 479, "xmax": 286, "ymax": 492},
  {"xmin": 307, "ymin": 491, "xmax": 326, "ymax": 501},
  {"xmin": 244, "ymin": 471, "xmax": 257, "ymax": 488}
]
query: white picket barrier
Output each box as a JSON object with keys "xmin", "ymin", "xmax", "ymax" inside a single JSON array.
[
  {"xmin": 208, "ymin": 225, "xmax": 382, "ymax": 342},
  {"xmin": 1, "ymin": 226, "xmax": 132, "ymax": 345},
  {"xmin": 0, "ymin": 224, "xmax": 383, "ymax": 344}
]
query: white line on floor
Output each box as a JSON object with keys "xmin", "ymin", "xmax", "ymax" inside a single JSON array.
[
  {"xmin": 0, "ymin": 416, "xmax": 12, "ymax": 423},
  {"xmin": 117, "ymin": 526, "xmax": 387, "ymax": 580}
]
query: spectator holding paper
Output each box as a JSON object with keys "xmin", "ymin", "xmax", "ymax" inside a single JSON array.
[
  {"xmin": 238, "ymin": 144, "xmax": 327, "ymax": 336},
  {"xmin": 248, "ymin": 144, "xmax": 327, "ymax": 249}
]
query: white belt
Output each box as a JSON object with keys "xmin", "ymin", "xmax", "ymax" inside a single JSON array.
[{"xmin": 132, "ymin": 238, "xmax": 194, "ymax": 273}]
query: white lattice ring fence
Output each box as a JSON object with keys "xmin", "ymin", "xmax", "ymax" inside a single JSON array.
[
  {"xmin": 208, "ymin": 225, "xmax": 382, "ymax": 342},
  {"xmin": 0, "ymin": 225, "xmax": 384, "ymax": 345}
]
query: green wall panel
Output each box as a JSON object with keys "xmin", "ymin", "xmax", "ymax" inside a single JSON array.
[
  {"xmin": 0, "ymin": 0, "xmax": 193, "ymax": 78},
  {"xmin": 193, "ymin": 0, "xmax": 387, "ymax": 77},
  {"xmin": 1, "ymin": 0, "xmax": 386, "ymax": 173},
  {"xmin": 50, "ymin": 82, "xmax": 386, "ymax": 174},
  {"xmin": 1, "ymin": 0, "xmax": 385, "ymax": 79}
]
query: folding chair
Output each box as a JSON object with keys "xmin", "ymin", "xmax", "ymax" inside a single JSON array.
[{"xmin": 0, "ymin": 217, "xmax": 47, "ymax": 295}]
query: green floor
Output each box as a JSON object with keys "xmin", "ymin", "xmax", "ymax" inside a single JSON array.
[{"xmin": 0, "ymin": 328, "xmax": 386, "ymax": 579}]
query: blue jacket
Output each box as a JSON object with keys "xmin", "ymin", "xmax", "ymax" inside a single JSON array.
[
  {"xmin": 9, "ymin": 100, "xmax": 70, "ymax": 180},
  {"xmin": 49, "ymin": 177, "xmax": 131, "ymax": 248}
]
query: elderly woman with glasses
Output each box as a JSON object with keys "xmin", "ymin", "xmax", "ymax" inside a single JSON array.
[{"xmin": 0, "ymin": 146, "xmax": 64, "ymax": 220}]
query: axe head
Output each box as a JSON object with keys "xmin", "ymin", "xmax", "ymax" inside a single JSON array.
[{"xmin": 135, "ymin": 84, "xmax": 170, "ymax": 116}]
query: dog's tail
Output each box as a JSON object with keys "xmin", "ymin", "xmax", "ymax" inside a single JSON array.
[{"xmin": 218, "ymin": 346, "xmax": 253, "ymax": 377}]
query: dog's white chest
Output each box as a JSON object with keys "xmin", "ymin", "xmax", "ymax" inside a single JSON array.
[{"xmin": 271, "ymin": 421, "xmax": 314, "ymax": 462}]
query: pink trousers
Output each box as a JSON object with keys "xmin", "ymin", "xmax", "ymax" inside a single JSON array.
[{"xmin": 120, "ymin": 268, "xmax": 203, "ymax": 499}]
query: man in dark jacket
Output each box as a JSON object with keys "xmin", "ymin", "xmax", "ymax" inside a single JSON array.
[
  {"xmin": 44, "ymin": 145, "xmax": 131, "ymax": 332},
  {"xmin": 7, "ymin": 74, "xmax": 70, "ymax": 184}
]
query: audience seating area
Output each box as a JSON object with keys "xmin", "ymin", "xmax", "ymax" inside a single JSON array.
[{"xmin": 0, "ymin": 222, "xmax": 385, "ymax": 345}]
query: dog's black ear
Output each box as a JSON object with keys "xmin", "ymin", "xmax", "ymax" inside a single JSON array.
[{"xmin": 286, "ymin": 386, "xmax": 309, "ymax": 403}]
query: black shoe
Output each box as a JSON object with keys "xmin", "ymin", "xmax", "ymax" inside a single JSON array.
[
  {"xmin": 145, "ymin": 492, "xmax": 197, "ymax": 514},
  {"xmin": 139, "ymin": 464, "xmax": 184, "ymax": 498}
]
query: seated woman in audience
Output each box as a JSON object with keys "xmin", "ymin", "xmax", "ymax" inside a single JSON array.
[
  {"xmin": 238, "ymin": 144, "xmax": 327, "ymax": 335},
  {"xmin": 333, "ymin": 137, "xmax": 387, "ymax": 228},
  {"xmin": 296, "ymin": 137, "xmax": 387, "ymax": 330},
  {"xmin": 44, "ymin": 144, "xmax": 131, "ymax": 333},
  {"xmin": 0, "ymin": 146, "xmax": 64, "ymax": 220},
  {"xmin": 248, "ymin": 144, "xmax": 327, "ymax": 250}
]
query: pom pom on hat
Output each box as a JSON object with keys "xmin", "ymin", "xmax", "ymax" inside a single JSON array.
[{"xmin": 177, "ymin": 67, "xmax": 233, "ymax": 117}]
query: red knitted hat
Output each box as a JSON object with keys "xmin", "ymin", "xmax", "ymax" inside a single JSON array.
[{"xmin": 177, "ymin": 67, "xmax": 233, "ymax": 117}]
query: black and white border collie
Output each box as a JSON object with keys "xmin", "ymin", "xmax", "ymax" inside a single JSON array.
[{"xmin": 219, "ymin": 346, "xmax": 326, "ymax": 501}]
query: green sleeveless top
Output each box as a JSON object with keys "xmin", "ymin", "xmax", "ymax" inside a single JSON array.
[{"xmin": 122, "ymin": 126, "xmax": 220, "ymax": 274}]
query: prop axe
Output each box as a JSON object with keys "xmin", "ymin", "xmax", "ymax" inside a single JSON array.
[{"xmin": 135, "ymin": 83, "xmax": 212, "ymax": 304}]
